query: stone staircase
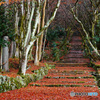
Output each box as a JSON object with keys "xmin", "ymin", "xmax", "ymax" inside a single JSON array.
[
  {"xmin": 26, "ymin": 32, "xmax": 100, "ymax": 99},
  {"xmin": 28, "ymin": 66, "xmax": 100, "ymax": 99},
  {"xmin": 27, "ymin": 32, "xmax": 99, "ymax": 99},
  {"xmin": 60, "ymin": 32, "xmax": 90, "ymax": 64}
]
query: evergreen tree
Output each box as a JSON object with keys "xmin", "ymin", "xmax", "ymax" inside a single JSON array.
[{"xmin": 0, "ymin": 4, "xmax": 15, "ymax": 47}]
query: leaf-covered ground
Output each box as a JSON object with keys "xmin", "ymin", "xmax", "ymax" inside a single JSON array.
[
  {"xmin": 0, "ymin": 58, "xmax": 44, "ymax": 77},
  {"xmin": 0, "ymin": 62, "xmax": 100, "ymax": 100},
  {"xmin": 0, "ymin": 32, "xmax": 100, "ymax": 99}
]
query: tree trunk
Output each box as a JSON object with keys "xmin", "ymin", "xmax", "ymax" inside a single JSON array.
[
  {"xmin": 15, "ymin": 47, "xmax": 19, "ymax": 58},
  {"xmin": 71, "ymin": 7, "xmax": 100, "ymax": 56},
  {"xmin": 2, "ymin": 36, "xmax": 9, "ymax": 72},
  {"xmin": 38, "ymin": 0, "xmax": 46, "ymax": 61},
  {"xmin": 15, "ymin": 3, "xmax": 19, "ymax": 58},
  {"xmin": 34, "ymin": 39, "xmax": 39, "ymax": 66},
  {"xmin": 20, "ymin": 50, "xmax": 27, "ymax": 75},
  {"xmin": 17, "ymin": 0, "xmax": 61, "ymax": 75},
  {"xmin": 9, "ymin": 41, "xmax": 14, "ymax": 58},
  {"xmin": 0, "ymin": 47, "xmax": 2, "ymax": 69},
  {"xmin": 34, "ymin": 13, "xmax": 41, "ymax": 66},
  {"xmin": 13, "ymin": 41, "xmax": 16, "ymax": 58},
  {"xmin": 42, "ymin": 0, "xmax": 49, "ymax": 60}
]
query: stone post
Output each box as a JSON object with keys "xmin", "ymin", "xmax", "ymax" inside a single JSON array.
[{"xmin": 2, "ymin": 36, "xmax": 9, "ymax": 72}]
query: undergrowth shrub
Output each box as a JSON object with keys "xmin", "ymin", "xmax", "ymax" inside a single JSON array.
[
  {"xmin": 46, "ymin": 26, "xmax": 66, "ymax": 45},
  {"xmin": 0, "ymin": 64, "xmax": 55, "ymax": 93}
]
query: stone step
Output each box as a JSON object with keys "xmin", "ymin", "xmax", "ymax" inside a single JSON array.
[
  {"xmin": 62, "ymin": 60, "xmax": 89, "ymax": 63},
  {"xmin": 72, "ymin": 34, "xmax": 81, "ymax": 36},
  {"xmin": 31, "ymin": 78, "xmax": 96, "ymax": 86},
  {"xmin": 68, "ymin": 51, "xmax": 84, "ymax": 54},
  {"xmin": 70, "ymin": 41, "xmax": 82, "ymax": 44},
  {"xmin": 64, "ymin": 58, "xmax": 89, "ymax": 60},
  {"xmin": 66, "ymin": 56, "xmax": 84, "ymax": 58},
  {"xmin": 45, "ymin": 76, "xmax": 94, "ymax": 79},
  {"xmin": 69, "ymin": 48, "xmax": 83, "ymax": 51},
  {"xmin": 67, "ymin": 53, "xmax": 83, "ymax": 55},
  {"xmin": 71, "ymin": 36, "xmax": 82, "ymax": 40},
  {"xmin": 66, "ymin": 54, "xmax": 84, "ymax": 57},
  {"xmin": 51, "ymin": 66, "xmax": 96, "ymax": 71},
  {"xmin": 65, "ymin": 57, "xmax": 85, "ymax": 59},
  {"xmin": 35, "ymin": 79, "xmax": 96, "ymax": 85},
  {"xmin": 54, "ymin": 63, "xmax": 88, "ymax": 67},
  {"xmin": 70, "ymin": 42, "xmax": 82, "ymax": 45},
  {"xmin": 37, "ymin": 79, "xmax": 96, "ymax": 85},
  {"xmin": 61, "ymin": 58, "xmax": 90, "ymax": 63},
  {"xmin": 30, "ymin": 84, "xmax": 97, "ymax": 88},
  {"xmin": 65, "ymin": 55, "xmax": 84, "ymax": 57},
  {"xmin": 71, "ymin": 40, "xmax": 82, "ymax": 42},
  {"xmin": 46, "ymin": 74, "xmax": 93, "ymax": 78},
  {"xmin": 70, "ymin": 45, "xmax": 82, "ymax": 48},
  {"xmin": 71, "ymin": 44, "xmax": 82, "ymax": 47}
]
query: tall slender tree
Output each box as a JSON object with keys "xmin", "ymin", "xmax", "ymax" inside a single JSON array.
[
  {"xmin": 71, "ymin": 0, "xmax": 100, "ymax": 57},
  {"xmin": 13, "ymin": 0, "xmax": 61, "ymax": 75}
]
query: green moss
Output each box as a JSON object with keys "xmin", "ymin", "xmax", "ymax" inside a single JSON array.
[
  {"xmin": 17, "ymin": 67, "xmax": 22, "ymax": 75},
  {"xmin": 45, "ymin": 76, "xmax": 51, "ymax": 79},
  {"xmin": 0, "ymin": 68, "xmax": 2, "ymax": 72},
  {"xmin": 82, "ymin": 76, "xmax": 94, "ymax": 79},
  {"xmin": 77, "ymin": 81, "xmax": 85, "ymax": 83},
  {"xmin": 84, "ymin": 85, "xmax": 95, "ymax": 87},
  {"xmin": 30, "ymin": 84, "xmax": 41, "ymax": 87},
  {"xmin": 0, "ymin": 64, "xmax": 54, "ymax": 93},
  {"xmin": 10, "ymin": 77, "xmax": 22, "ymax": 89},
  {"xmin": 67, "ymin": 77, "xmax": 77, "ymax": 79},
  {"xmin": 46, "ymin": 76, "xmax": 95, "ymax": 79},
  {"xmin": 30, "ymin": 84, "xmax": 81, "ymax": 87}
]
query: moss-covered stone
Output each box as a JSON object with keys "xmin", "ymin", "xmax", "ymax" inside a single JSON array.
[
  {"xmin": 30, "ymin": 84, "xmax": 82, "ymax": 87},
  {"xmin": 0, "ymin": 63, "xmax": 54, "ymax": 93}
]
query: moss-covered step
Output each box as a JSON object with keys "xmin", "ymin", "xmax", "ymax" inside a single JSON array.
[
  {"xmin": 38, "ymin": 80, "xmax": 85, "ymax": 83},
  {"xmin": 45, "ymin": 76, "xmax": 95, "ymax": 79},
  {"xmin": 49, "ymin": 70, "xmax": 84, "ymax": 75},
  {"xmin": 30, "ymin": 84, "xmax": 81, "ymax": 87},
  {"xmin": 50, "ymin": 63, "xmax": 88, "ymax": 67},
  {"xmin": 30, "ymin": 84, "xmax": 97, "ymax": 87}
]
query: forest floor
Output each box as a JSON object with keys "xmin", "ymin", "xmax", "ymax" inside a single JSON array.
[
  {"xmin": 0, "ymin": 59, "xmax": 100, "ymax": 100},
  {"xmin": 0, "ymin": 58, "xmax": 44, "ymax": 77}
]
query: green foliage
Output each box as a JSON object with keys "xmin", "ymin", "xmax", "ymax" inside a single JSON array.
[
  {"xmin": 51, "ymin": 46, "xmax": 61, "ymax": 61},
  {"xmin": 48, "ymin": 27, "xmax": 71, "ymax": 61},
  {"xmin": 47, "ymin": 26, "xmax": 66, "ymax": 43},
  {"xmin": 94, "ymin": 19, "xmax": 100, "ymax": 42},
  {"xmin": 94, "ymin": 35, "xmax": 100, "ymax": 42},
  {"xmin": 0, "ymin": 4, "xmax": 15, "ymax": 47},
  {"xmin": 0, "ymin": 64, "xmax": 54, "ymax": 93},
  {"xmin": 51, "ymin": 41, "xmax": 69, "ymax": 61},
  {"xmin": 45, "ymin": 26, "xmax": 67, "ymax": 61},
  {"xmin": 51, "ymin": 42, "xmax": 58, "ymax": 47},
  {"xmin": 96, "ymin": 19, "xmax": 100, "ymax": 37},
  {"xmin": 95, "ymin": 19, "xmax": 100, "ymax": 49}
]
